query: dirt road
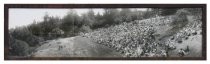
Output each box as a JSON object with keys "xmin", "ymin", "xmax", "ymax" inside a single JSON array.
[{"xmin": 32, "ymin": 36, "xmax": 121, "ymax": 57}]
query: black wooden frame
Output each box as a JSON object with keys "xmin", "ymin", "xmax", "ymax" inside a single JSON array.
[{"xmin": 4, "ymin": 4, "xmax": 207, "ymax": 60}]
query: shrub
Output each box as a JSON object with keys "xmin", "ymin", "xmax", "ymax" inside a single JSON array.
[
  {"xmin": 48, "ymin": 28, "xmax": 64, "ymax": 39},
  {"xmin": 143, "ymin": 10, "xmax": 156, "ymax": 19},
  {"xmin": 80, "ymin": 25, "xmax": 92, "ymax": 33},
  {"xmin": 9, "ymin": 38, "xmax": 29, "ymax": 56},
  {"xmin": 160, "ymin": 8, "xmax": 179, "ymax": 16},
  {"xmin": 171, "ymin": 9, "xmax": 189, "ymax": 28},
  {"xmin": 10, "ymin": 27, "xmax": 43, "ymax": 46},
  {"xmin": 185, "ymin": 8, "xmax": 202, "ymax": 21}
]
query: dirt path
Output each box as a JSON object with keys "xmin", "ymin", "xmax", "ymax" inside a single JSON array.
[{"xmin": 32, "ymin": 36, "xmax": 121, "ymax": 57}]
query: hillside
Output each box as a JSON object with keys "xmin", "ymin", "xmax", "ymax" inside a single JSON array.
[
  {"xmin": 81, "ymin": 15, "xmax": 202, "ymax": 57},
  {"xmin": 32, "ymin": 14, "xmax": 202, "ymax": 57}
]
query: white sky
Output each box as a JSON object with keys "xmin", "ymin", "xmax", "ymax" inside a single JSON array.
[{"xmin": 9, "ymin": 8, "xmax": 147, "ymax": 29}]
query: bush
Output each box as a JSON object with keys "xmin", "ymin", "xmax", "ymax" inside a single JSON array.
[
  {"xmin": 160, "ymin": 8, "xmax": 179, "ymax": 16},
  {"xmin": 185, "ymin": 8, "xmax": 202, "ymax": 20},
  {"xmin": 143, "ymin": 10, "xmax": 156, "ymax": 19},
  {"xmin": 10, "ymin": 27, "xmax": 43, "ymax": 46},
  {"xmin": 171, "ymin": 9, "xmax": 189, "ymax": 28},
  {"xmin": 185, "ymin": 8, "xmax": 202, "ymax": 16},
  {"xmin": 48, "ymin": 28, "xmax": 64, "ymax": 39},
  {"xmin": 80, "ymin": 25, "xmax": 92, "ymax": 33},
  {"xmin": 9, "ymin": 37, "xmax": 30, "ymax": 56}
]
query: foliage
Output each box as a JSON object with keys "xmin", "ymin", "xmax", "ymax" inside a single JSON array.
[
  {"xmin": 10, "ymin": 26, "xmax": 43, "ymax": 46},
  {"xmin": 160, "ymin": 8, "xmax": 180, "ymax": 16},
  {"xmin": 142, "ymin": 8, "xmax": 157, "ymax": 19},
  {"xmin": 171, "ymin": 9, "xmax": 189, "ymax": 28},
  {"xmin": 60, "ymin": 10, "xmax": 79, "ymax": 33},
  {"xmin": 9, "ymin": 35, "xmax": 30, "ymax": 56},
  {"xmin": 80, "ymin": 25, "xmax": 92, "ymax": 33}
]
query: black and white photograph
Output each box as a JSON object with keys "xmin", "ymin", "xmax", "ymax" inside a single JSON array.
[{"xmin": 4, "ymin": 4, "xmax": 206, "ymax": 60}]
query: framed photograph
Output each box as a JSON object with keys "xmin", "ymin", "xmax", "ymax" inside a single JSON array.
[{"xmin": 4, "ymin": 4, "xmax": 206, "ymax": 60}]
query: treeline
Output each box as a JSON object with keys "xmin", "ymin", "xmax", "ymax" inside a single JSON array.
[
  {"xmin": 8, "ymin": 8, "xmax": 201, "ymax": 56},
  {"xmin": 26, "ymin": 8, "xmax": 180, "ymax": 38}
]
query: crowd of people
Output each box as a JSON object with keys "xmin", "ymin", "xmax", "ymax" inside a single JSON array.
[{"xmin": 80, "ymin": 16, "xmax": 173, "ymax": 57}]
